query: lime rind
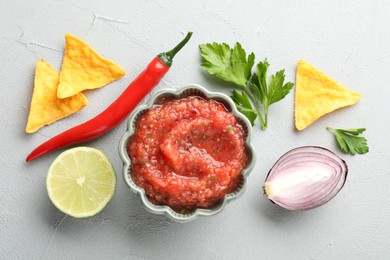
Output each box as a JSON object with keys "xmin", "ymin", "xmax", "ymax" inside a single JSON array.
[{"xmin": 47, "ymin": 147, "xmax": 116, "ymax": 218}]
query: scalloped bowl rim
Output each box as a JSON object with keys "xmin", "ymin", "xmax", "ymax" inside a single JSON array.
[{"xmin": 119, "ymin": 84, "xmax": 256, "ymax": 222}]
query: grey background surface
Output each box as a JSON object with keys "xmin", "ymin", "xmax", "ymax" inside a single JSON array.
[{"xmin": 1, "ymin": 1, "xmax": 389, "ymax": 259}]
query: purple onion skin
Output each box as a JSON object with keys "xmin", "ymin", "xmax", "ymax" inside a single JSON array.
[{"xmin": 263, "ymin": 146, "xmax": 348, "ymax": 211}]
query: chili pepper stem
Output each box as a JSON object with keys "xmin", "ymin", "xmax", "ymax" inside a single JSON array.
[{"xmin": 158, "ymin": 32, "xmax": 193, "ymax": 67}]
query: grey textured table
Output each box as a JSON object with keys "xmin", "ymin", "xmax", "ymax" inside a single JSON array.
[{"xmin": 1, "ymin": 1, "xmax": 389, "ymax": 259}]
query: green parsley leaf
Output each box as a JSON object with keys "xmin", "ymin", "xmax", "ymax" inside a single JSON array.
[
  {"xmin": 251, "ymin": 60, "xmax": 294, "ymax": 105},
  {"xmin": 327, "ymin": 127, "xmax": 369, "ymax": 155},
  {"xmin": 250, "ymin": 60, "xmax": 294, "ymax": 128},
  {"xmin": 199, "ymin": 42, "xmax": 254, "ymax": 88},
  {"xmin": 231, "ymin": 90, "xmax": 258, "ymax": 126},
  {"xmin": 199, "ymin": 42, "xmax": 293, "ymax": 130}
]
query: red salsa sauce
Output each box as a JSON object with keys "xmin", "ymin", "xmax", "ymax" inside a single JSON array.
[{"xmin": 128, "ymin": 96, "xmax": 248, "ymax": 212}]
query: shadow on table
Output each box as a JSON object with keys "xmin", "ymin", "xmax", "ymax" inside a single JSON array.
[
  {"xmin": 41, "ymin": 186, "xmax": 205, "ymax": 241},
  {"xmin": 256, "ymin": 191, "xmax": 326, "ymax": 225}
]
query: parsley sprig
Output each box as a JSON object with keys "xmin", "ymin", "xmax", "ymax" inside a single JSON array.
[
  {"xmin": 326, "ymin": 127, "xmax": 369, "ymax": 155},
  {"xmin": 199, "ymin": 42, "xmax": 294, "ymax": 129}
]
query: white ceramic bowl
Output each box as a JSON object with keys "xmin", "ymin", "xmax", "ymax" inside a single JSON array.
[{"xmin": 119, "ymin": 84, "xmax": 255, "ymax": 222}]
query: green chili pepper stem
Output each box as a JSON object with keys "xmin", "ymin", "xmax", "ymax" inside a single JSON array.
[{"xmin": 158, "ymin": 31, "xmax": 193, "ymax": 67}]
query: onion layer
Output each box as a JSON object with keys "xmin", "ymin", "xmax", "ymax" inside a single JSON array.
[{"xmin": 263, "ymin": 146, "xmax": 348, "ymax": 211}]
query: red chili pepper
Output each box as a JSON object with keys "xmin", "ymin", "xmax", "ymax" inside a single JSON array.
[{"xmin": 26, "ymin": 32, "xmax": 193, "ymax": 162}]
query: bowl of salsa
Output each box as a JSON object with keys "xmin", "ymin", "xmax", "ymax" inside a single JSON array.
[{"xmin": 119, "ymin": 84, "xmax": 255, "ymax": 222}]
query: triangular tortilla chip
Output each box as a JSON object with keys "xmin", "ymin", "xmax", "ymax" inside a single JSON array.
[
  {"xmin": 57, "ymin": 34, "xmax": 126, "ymax": 98},
  {"xmin": 26, "ymin": 60, "xmax": 88, "ymax": 133},
  {"xmin": 295, "ymin": 60, "xmax": 361, "ymax": 130}
]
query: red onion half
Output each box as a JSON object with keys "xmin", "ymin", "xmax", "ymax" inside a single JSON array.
[{"xmin": 263, "ymin": 146, "xmax": 348, "ymax": 211}]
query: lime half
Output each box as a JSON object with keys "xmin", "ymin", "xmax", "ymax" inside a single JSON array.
[{"xmin": 47, "ymin": 147, "xmax": 116, "ymax": 218}]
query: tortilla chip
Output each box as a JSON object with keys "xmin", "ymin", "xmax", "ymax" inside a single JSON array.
[
  {"xmin": 295, "ymin": 60, "xmax": 361, "ymax": 130},
  {"xmin": 57, "ymin": 34, "xmax": 126, "ymax": 99},
  {"xmin": 26, "ymin": 60, "xmax": 88, "ymax": 133}
]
